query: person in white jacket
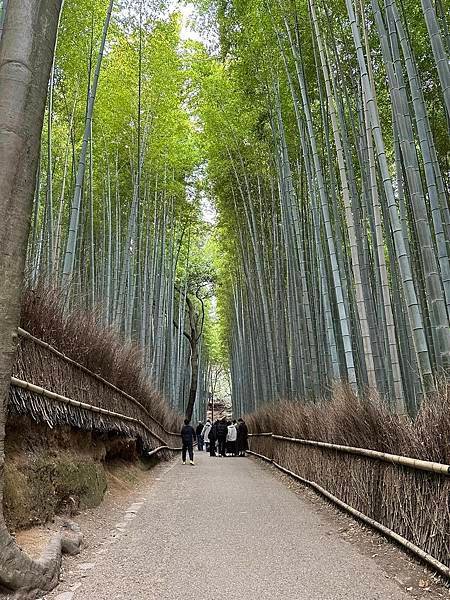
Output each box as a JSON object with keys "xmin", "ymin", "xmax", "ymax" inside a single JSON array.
[
  {"xmin": 227, "ymin": 420, "xmax": 238, "ymax": 456},
  {"xmin": 201, "ymin": 419, "xmax": 212, "ymax": 452}
]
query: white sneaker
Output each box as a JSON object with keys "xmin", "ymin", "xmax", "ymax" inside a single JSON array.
[
  {"xmin": 182, "ymin": 461, "xmax": 186, "ymax": 465},
  {"xmin": 190, "ymin": 461, "xmax": 195, "ymax": 466}
]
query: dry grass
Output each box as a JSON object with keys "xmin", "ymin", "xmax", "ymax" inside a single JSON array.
[
  {"xmin": 246, "ymin": 384, "xmax": 450, "ymax": 568},
  {"xmin": 247, "ymin": 383, "xmax": 450, "ymax": 462},
  {"xmin": 17, "ymin": 284, "xmax": 182, "ymax": 437}
]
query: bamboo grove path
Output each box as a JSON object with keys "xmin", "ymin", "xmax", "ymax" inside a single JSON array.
[{"xmin": 46, "ymin": 454, "xmax": 430, "ymax": 600}]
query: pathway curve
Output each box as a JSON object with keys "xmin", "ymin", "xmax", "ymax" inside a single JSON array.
[{"xmin": 47, "ymin": 452, "xmax": 428, "ymax": 600}]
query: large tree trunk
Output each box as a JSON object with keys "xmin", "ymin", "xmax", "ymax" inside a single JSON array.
[
  {"xmin": 185, "ymin": 339, "xmax": 199, "ymax": 421},
  {"xmin": 183, "ymin": 289, "xmax": 204, "ymax": 422},
  {"xmin": 0, "ymin": 1, "xmax": 80, "ymax": 596}
]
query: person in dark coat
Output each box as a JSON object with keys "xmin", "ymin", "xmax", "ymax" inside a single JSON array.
[
  {"xmin": 195, "ymin": 421, "xmax": 204, "ymax": 451},
  {"xmin": 216, "ymin": 417, "xmax": 229, "ymax": 457},
  {"xmin": 208, "ymin": 420, "xmax": 218, "ymax": 456},
  {"xmin": 237, "ymin": 418, "xmax": 249, "ymax": 456},
  {"xmin": 181, "ymin": 419, "xmax": 196, "ymax": 465}
]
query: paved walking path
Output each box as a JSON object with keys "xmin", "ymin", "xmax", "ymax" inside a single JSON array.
[{"xmin": 50, "ymin": 451, "xmax": 417, "ymax": 600}]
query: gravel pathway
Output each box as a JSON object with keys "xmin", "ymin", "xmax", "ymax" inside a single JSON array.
[{"xmin": 47, "ymin": 451, "xmax": 421, "ymax": 600}]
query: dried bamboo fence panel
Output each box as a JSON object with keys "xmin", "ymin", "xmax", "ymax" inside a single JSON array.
[
  {"xmin": 248, "ymin": 434, "xmax": 449, "ymax": 571},
  {"xmin": 9, "ymin": 380, "xmax": 175, "ymax": 457},
  {"xmin": 9, "ymin": 333, "xmax": 182, "ymax": 450}
]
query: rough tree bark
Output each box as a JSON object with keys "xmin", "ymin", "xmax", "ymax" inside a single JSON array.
[
  {"xmin": 0, "ymin": 1, "xmax": 81, "ymax": 597},
  {"xmin": 183, "ymin": 290, "xmax": 205, "ymax": 421}
]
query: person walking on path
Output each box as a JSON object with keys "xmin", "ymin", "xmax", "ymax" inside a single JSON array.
[
  {"xmin": 237, "ymin": 418, "xmax": 248, "ymax": 457},
  {"xmin": 217, "ymin": 417, "xmax": 229, "ymax": 457},
  {"xmin": 208, "ymin": 420, "xmax": 218, "ymax": 456},
  {"xmin": 201, "ymin": 419, "xmax": 212, "ymax": 452},
  {"xmin": 181, "ymin": 419, "xmax": 196, "ymax": 465},
  {"xmin": 227, "ymin": 420, "xmax": 238, "ymax": 456},
  {"xmin": 196, "ymin": 421, "xmax": 204, "ymax": 451}
]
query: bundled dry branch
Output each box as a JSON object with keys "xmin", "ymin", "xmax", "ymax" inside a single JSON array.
[
  {"xmin": 15, "ymin": 284, "xmax": 182, "ymax": 447},
  {"xmin": 247, "ymin": 385, "xmax": 450, "ymax": 462},
  {"xmin": 20, "ymin": 285, "xmax": 182, "ymax": 431},
  {"xmin": 12, "ymin": 337, "xmax": 181, "ymax": 450},
  {"xmin": 17, "ymin": 329, "xmax": 181, "ymax": 440},
  {"xmin": 8, "ymin": 384, "xmax": 176, "ymax": 458},
  {"xmin": 247, "ymin": 385, "xmax": 450, "ymax": 570}
]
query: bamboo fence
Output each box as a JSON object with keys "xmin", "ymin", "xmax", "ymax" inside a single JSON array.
[
  {"xmin": 8, "ymin": 330, "xmax": 182, "ymax": 452},
  {"xmin": 248, "ymin": 433, "xmax": 450, "ymax": 577},
  {"xmin": 270, "ymin": 435, "xmax": 450, "ymax": 475}
]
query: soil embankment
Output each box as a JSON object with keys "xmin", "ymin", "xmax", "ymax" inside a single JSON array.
[{"xmin": 4, "ymin": 416, "xmax": 145, "ymax": 532}]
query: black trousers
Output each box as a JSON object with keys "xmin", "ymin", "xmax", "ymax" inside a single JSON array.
[
  {"xmin": 218, "ymin": 437, "xmax": 227, "ymax": 456},
  {"xmin": 209, "ymin": 440, "xmax": 216, "ymax": 456},
  {"xmin": 237, "ymin": 440, "xmax": 248, "ymax": 455},
  {"xmin": 182, "ymin": 441, "xmax": 193, "ymax": 462}
]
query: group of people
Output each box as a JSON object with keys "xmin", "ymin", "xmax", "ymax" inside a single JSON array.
[
  {"xmin": 180, "ymin": 417, "xmax": 249, "ymax": 465},
  {"xmin": 197, "ymin": 418, "xmax": 249, "ymax": 457}
]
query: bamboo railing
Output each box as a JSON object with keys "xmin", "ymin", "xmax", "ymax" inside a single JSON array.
[
  {"xmin": 11, "ymin": 377, "xmax": 181, "ymax": 452},
  {"xmin": 272, "ymin": 460, "xmax": 450, "ymax": 579},
  {"xmin": 248, "ymin": 432, "xmax": 450, "ymax": 579},
  {"xmin": 249, "ymin": 433, "xmax": 450, "ymax": 475}
]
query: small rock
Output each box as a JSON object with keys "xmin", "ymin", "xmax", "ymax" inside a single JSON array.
[
  {"xmin": 78, "ymin": 562, "xmax": 95, "ymax": 570},
  {"xmin": 63, "ymin": 520, "xmax": 81, "ymax": 533},
  {"xmin": 55, "ymin": 593, "xmax": 74, "ymax": 600}
]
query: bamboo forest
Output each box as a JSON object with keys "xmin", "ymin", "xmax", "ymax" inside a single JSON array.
[
  {"xmin": 4, "ymin": 0, "xmax": 448, "ymax": 416},
  {"xmin": 0, "ymin": 0, "xmax": 449, "ymax": 595}
]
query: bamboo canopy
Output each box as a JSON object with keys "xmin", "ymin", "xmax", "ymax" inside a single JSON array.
[{"xmin": 15, "ymin": 0, "xmax": 449, "ymax": 420}]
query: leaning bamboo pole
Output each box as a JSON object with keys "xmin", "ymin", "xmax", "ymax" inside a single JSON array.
[
  {"xmin": 17, "ymin": 328, "xmax": 180, "ymax": 437},
  {"xmin": 146, "ymin": 445, "xmax": 171, "ymax": 456},
  {"xmin": 249, "ymin": 433, "xmax": 450, "ymax": 475},
  {"xmin": 10, "ymin": 376, "xmax": 182, "ymax": 451}
]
